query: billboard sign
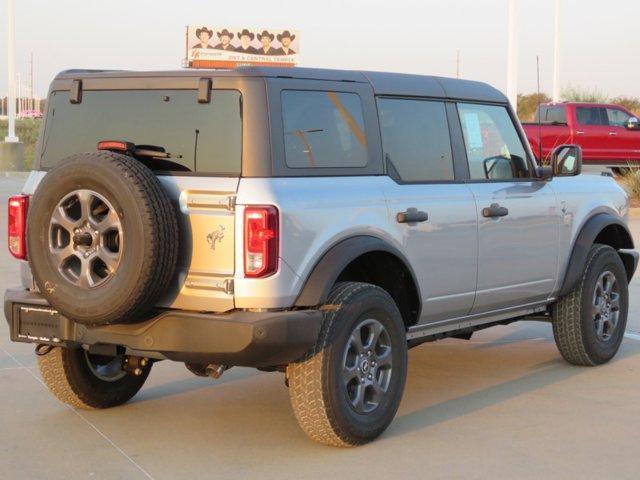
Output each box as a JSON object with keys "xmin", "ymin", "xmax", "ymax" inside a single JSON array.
[{"xmin": 186, "ymin": 26, "xmax": 299, "ymax": 69}]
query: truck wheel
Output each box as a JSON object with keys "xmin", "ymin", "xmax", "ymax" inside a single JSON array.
[
  {"xmin": 287, "ymin": 282, "xmax": 408, "ymax": 446},
  {"xmin": 27, "ymin": 152, "xmax": 179, "ymax": 326},
  {"xmin": 553, "ymin": 244, "xmax": 628, "ymax": 366},
  {"xmin": 37, "ymin": 347, "xmax": 151, "ymax": 409}
]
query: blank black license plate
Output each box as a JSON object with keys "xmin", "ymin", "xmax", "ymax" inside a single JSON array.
[{"xmin": 14, "ymin": 305, "xmax": 63, "ymax": 344}]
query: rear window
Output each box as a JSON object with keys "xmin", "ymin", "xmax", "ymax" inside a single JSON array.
[
  {"xmin": 41, "ymin": 89, "xmax": 242, "ymax": 174},
  {"xmin": 281, "ymin": 90, "xmax": 367, "ymax": 169},
  {"xmin": 536, "ymin": 106, "xmax": 567, "ymax": 124}
]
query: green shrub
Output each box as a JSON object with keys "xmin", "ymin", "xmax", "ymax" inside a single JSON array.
[{"xmin": 0, "ymin": 118, "xmax": 42, "ymax": 170}]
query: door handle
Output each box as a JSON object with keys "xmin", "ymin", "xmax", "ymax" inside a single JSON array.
[
  {"xmin": 397, "ymin": 208, "xmax": 429, "ymax": 224},
  {"xmin": 609, "ymin": 131, "xmax": 618, "ymax": 136},
  {"xmin": 482, "ymin": 203, "xmax": 509, "ymax": 218},
  {"xmin": 576, "ymin": 131, "xmax": 585, "ymax": 135}
]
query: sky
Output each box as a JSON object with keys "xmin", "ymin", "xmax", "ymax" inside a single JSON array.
[{"xmin": 0, "ymin": 0, "xmax": 638, "ymax": 99}]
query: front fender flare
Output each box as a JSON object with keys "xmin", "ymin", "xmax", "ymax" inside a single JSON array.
[
  {"xmin": 558, "ymin": 213, "xmax": 635, "ymax": 297},
  {"xmin": 294, "ymin": 235, "xmax": 420, "ymax": 308}
]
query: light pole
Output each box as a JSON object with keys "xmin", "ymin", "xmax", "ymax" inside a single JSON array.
[
  {"xmin": 506, "ymin": 0, "xmax": 518, "ymax": 110},
  {"xmin": 5, "ymin": 0, "xmax": 18, "ymax": 142},
  {"xmin": 552, "ymin": 0, "xmax": 562, "ymax": 102},
  {"xmin": 1, "ymin": 0, "xmax": 24, "ymax": 171}
]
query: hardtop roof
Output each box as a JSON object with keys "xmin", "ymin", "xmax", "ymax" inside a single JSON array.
[{"xmin": 54, "ymin": 66, "xmax": 507, "ymax": 103}]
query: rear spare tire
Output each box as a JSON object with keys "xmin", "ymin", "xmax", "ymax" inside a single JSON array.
[{"xmin": 27, "ymin": 152, "xmax": 178, "ymax": 326}]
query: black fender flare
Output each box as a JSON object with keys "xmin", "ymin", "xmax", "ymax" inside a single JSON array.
[
  {"xmin": 558, "ymin": 212, "xmax": 636, "ymax": 297},
  {"xmin": 294, "ymin": 235, "xmax": 421, "ymax": 309}
]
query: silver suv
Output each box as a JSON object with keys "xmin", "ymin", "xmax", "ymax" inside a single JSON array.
[{"xmin": 5, "ymin": 67, "xmax": 638, "ymax": 446}]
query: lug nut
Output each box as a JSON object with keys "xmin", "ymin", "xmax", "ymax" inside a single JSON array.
[
  {"xmin": 133, "ymin": 368, "xmax": 143, "ymax": 376},
  {"xmin": 368, "ymin": 374, "xmax": 372, "ymax": 380},
  {"xmin": 140, "ymin": 358, "xmax": 148, "ymax": 367}
]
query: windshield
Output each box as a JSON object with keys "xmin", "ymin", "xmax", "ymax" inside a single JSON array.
[{"xmin": 40, "ymin": 89, "xmax": 242, "ymax": 174}]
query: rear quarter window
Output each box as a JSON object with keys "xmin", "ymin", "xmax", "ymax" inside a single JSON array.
[
  {"xmin": 40, "ymin": 89, "xmax": 242, "ymax": 174},
  {"xmin": 281, "ymin": 90, "xmax": 367, "ymax": 169}
]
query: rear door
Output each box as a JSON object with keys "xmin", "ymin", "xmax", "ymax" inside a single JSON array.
[
  {"xmin": 378, "ymin": 98, "xmax": 478, "ymax": 322},
  {"xmin": 39, "ymin": 78, "xmax": 251, "ymax": 312},
  {"xmin": 456, "ymin": 102, "xmax": 559, "ymax": 314}
]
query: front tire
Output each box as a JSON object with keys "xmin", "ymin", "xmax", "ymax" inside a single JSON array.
[
  {"xmin": 287, "ymin": 282, "xmax": 408, "ymax": 446},
  {"xmin": 553, "ymin": 244, "xmax": 628, "ymax": 366},
  {"xmin": 37, "ymin": 347, "xmax": 151, "ymax": 409}
]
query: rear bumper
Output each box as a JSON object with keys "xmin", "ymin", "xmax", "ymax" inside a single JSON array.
[{"xmin": 4, "ymin": 288, "xmax": 323, "ymax": 368}]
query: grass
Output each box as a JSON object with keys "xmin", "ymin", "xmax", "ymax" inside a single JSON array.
[
  {"xmin": 619, "ymin": 168, "xmax": 640, "ymax": 206},
  {"xmin": 0, "ymin": 118, "xmax": 42, "ymax": 170}
]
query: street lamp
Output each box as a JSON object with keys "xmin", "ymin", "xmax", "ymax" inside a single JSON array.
[
  {"xmin": 552, "ymin": 0, "xmax": 562, "ymax": 102},
  {"xmin": 506, "ymin": 0, "xmax": 518, "ymax": 110},
  {"xmin": 5, "ymin": 0, "xmax": 19, "ymax": 142}
]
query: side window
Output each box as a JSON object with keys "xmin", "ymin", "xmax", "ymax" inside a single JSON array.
[
  {"xmin": 546, "ymin": 106, "xmax": 567, "ymax": 124},
  {"xmin": 536, "ymin": 106, "xmax": 566, "ymax": 124},
  {"xmin": 377, "ymin": 98, "xmax": 454, "ymax": 182},
  {"xmin": 576, "ymin": 107, "xmax": 608, "ymax": 126},
  {"xmin": 281, "ymin": 90, "xmax": 367, "ymax": 169},
  {"xmin": 457, "ymin": 103, "xmax": 530, "ymax": 180},
  {"xmin": 606, "ymin": 108, "xmax": 631, "ymax": 127}
]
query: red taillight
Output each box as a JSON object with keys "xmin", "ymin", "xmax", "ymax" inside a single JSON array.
[
  {"xmin": 97, "ymin": 140, "xmax": 134, "ymax": 153},
  {"xmin": 244, "ymin": 206, "xmax": 279, "ymax": 278},
  {"xmin": 8, "ymin": 195, "xmax": 29, "ymax": 260}
]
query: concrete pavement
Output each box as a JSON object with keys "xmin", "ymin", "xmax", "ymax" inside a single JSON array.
[{"xmin": 1, "ymin": 176, "xmax": 640, "ymax": 480}]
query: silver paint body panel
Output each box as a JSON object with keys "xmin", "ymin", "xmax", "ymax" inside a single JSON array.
[{"xmin": 18, "ymin": 168, "xmax": 629, "ymax": 332}]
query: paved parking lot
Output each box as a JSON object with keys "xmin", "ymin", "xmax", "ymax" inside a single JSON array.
[{"xmin": 2, "ymin": 174, "xmax": 640, "ymax": 479}]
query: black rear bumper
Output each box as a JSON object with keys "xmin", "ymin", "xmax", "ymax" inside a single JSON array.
[{"xmin": 4, "ymin": 288, "xmax": 323, "ymax": 368}]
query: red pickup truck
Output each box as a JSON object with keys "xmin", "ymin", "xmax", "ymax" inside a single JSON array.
[{"xmin": 523, "ymin": 102, "xmax": 640, "ymax": 170}]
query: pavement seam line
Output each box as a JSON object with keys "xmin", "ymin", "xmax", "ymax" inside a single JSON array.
[
  {"xmin": 1, "ymin": 347, "xmax": 155, "ymax": 480},
  {"xmin": 624, "ymin": 331, "xmax": 640, "ymax": 341}
]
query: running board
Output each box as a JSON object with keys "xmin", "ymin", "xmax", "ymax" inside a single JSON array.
[{"xmin": 406, "ymin": 302, "xmax": 550, "ymax": 342}]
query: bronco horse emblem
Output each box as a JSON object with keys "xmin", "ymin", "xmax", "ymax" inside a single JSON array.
[{"xmin": 206, "ymin": 225, "xmax": 225, "ymax": 251}]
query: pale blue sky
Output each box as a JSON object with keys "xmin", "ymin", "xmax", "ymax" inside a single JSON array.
[{"xmin": 0, "ymin": 0, "xmax": 638, "ymax": 98}]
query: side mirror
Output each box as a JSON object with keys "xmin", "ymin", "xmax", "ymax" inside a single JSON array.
[
  {"xmin": 551, "ymin": 144, "xmax": 582, "ymax": 177},
  {"xmin": 626, "ymin": 117, "xmax": 639, "ymax": 130}
]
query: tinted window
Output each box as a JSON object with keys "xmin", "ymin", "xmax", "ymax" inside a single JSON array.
[
  {"xmin": 281, "ymin": 90, "xmax": 367, "ymax": 169},
  {"xmin": 42, "ymin": 89, "xmax": 242, "ymax": 174},
  {"xmin": 377, "ymin": 98, "xmax": 454, "ymax": 182},
  {"xmin": 607, "ymin": 108, "xmax": 631, "ymax": 127},
  {"xmin": 458, "ymin": 103, "xmax": 530, "ymax": 180},
  {"xmin": 536, "ymin": 105, "xmax": 567, "ymax": 124},
  {"xmin": 576, "ymin": 107, "xmax": 608, "ymax": 126}
]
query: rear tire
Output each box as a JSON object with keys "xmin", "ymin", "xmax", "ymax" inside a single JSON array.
[
  {"xmin": 27, "ymin": 152, "xmax": 179, "ymax": 326},
  {"xmin": 287, "ymin": 282, "xmax": 408, "ymax": 446},
  {"xmin": 37, "ymin": 347, "xmax": 151, "ymax": 409},
  {"xmin": 553, "ymin": 244, "xmax": 628, "ymax": 366}
]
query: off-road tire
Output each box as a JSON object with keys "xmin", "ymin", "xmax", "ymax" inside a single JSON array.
[
  {"xmin": 553, "ymin": 244, "xmax": 628, "ymax": 366},
  {"xmin": 37, "ymin": 347, "xmax": 151, "ymax": 409},
  {"xmin": 287, "ymin": 282, "xmax": 408, "ymax": 447},
  {"xmin": 27, "ymin": 152, "xmax": 179, "ymax": 326}
]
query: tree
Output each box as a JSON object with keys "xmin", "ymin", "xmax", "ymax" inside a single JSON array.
[{"xmin": 517, "ymin": 92, "xmax": 551, "ymax": 122}]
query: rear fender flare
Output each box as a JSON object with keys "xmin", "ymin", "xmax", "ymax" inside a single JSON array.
[{"xmin": 294, "ymin": 235, "xmax": 420, "ymax": 311}]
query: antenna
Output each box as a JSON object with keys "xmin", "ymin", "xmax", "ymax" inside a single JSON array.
[
  {"xmin": 456, "ymin": 50, "xmax": 460, "ymax": 79},
  {"xmin": 536, "ymin": 55, "xmax": 543, "ymax": 163}
]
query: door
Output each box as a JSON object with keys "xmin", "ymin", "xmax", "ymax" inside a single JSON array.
[
  {"xmin": 606, "ymin": 107, "xmax": 640, "ymax": 162},
  {"xmin": 378, "ymin": 98, "xmax": 478, "ymax": 322},
  {"xmin": 574, "ymin": 106, "xmax": 613, "ymax": 161},
  {"xmin": 457, "ymin": 102, "xmax": 559, "ymax": 314}
]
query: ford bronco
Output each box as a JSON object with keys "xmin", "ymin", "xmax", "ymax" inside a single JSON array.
[{"xmin": 4, "ymin": 67, "xmax": 638, "ymax": 446}]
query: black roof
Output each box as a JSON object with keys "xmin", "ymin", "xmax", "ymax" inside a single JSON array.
[{"xmin": 55, "ymin": 67, "xmax": 507, "ymax": 103}]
